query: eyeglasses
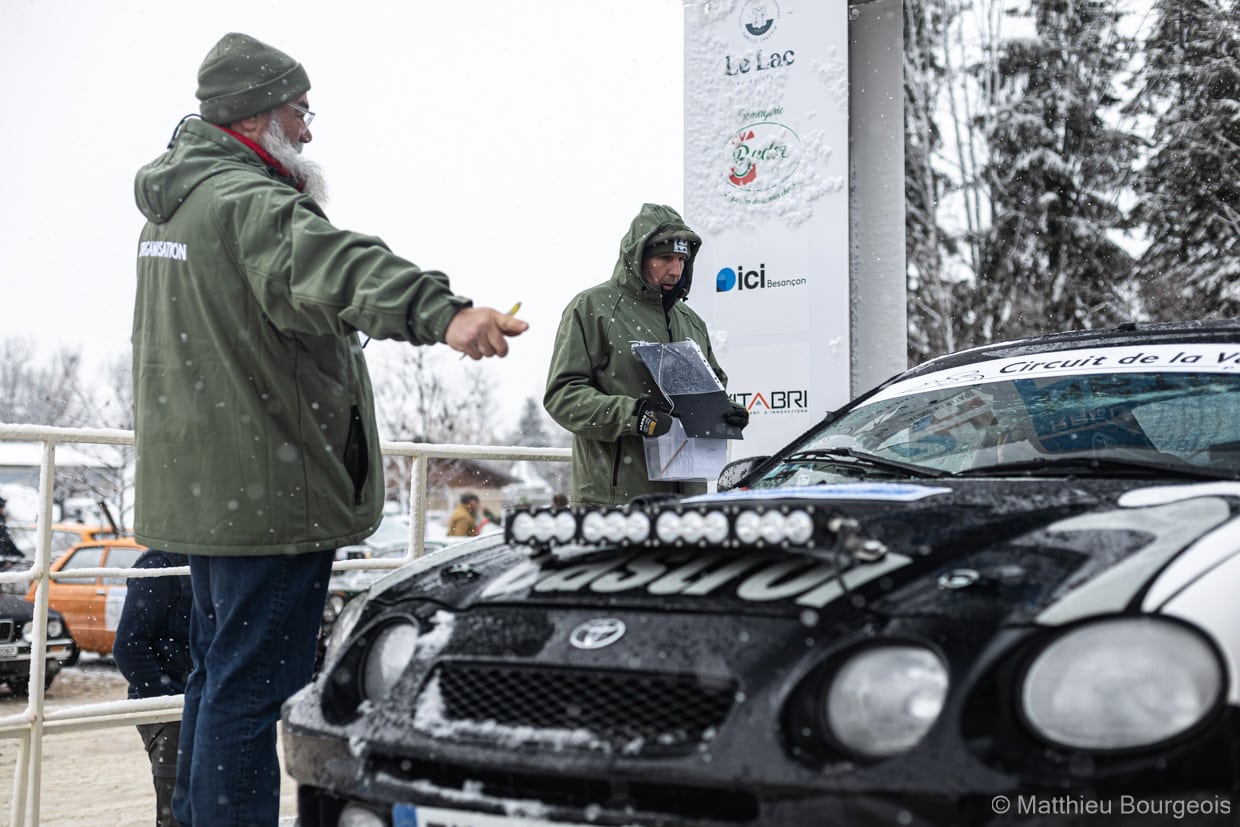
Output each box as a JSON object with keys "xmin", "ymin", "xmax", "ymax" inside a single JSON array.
[{"xmin": 286, "ymin": 101, "xmax": 315, "ymax": 128}]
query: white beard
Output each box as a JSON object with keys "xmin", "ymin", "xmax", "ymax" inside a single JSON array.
[{"xmin": 258, "ymin": 118, "xmax": 329, "ymax": 204}]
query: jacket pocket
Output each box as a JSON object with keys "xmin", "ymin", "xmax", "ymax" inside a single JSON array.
[{"xmin": 342, "ymin": 405, "xmax": 369, "ymax": 506}]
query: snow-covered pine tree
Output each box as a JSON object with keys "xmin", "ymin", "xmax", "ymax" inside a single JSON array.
[
  {"xmin": 507, "ymin": 398, "xmax": 554, "ymax": 448},
  {"xmin": 1128, "ymin": 0, "xmax": 1240, "ymax": 320},
  {"xmin": 505, "ymin": 397, "xmax": 571, "ymax": 500},
  {"xmin": 970, "ymin": 0, "xmax": 1140, "ymax": 344},
  {"xmin": 904, "ymin": 0, "xmax": 959, "ymax": 364}
]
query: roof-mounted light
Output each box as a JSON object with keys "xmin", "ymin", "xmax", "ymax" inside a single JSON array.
[
  {"xmin": 505, "ymin": 502, "xmax": 838, "ymax": 553},
  {"xmin": 580, "ymin": 511, "xmax": 607, "ymax": 543},
  {"xmin": 622, "ymin": 511, "xmax": 652, "ymax": 543},
  {"xmin": 552, "ymin": 511, "xmax": 577, "ymax": 543}
]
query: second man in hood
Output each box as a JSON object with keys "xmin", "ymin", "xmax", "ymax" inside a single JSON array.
[{"xmin": 544, "ymin": 203, "xmax": 748, "ymax": 506}]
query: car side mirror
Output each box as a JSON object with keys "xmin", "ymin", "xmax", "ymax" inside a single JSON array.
[{"xmin": 717, "ymin": 456, "xmax": 770, "ymax": 492}]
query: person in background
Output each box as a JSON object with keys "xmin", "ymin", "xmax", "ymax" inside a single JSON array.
[
  {"xmin": 113, "ymin": 549, "xmax": 192, "ymax": 827},
  {"xmin": 544, "ymin": 203, "xmax": 748, "ymax": 506},
  {"xmin": 131, "ymin": 32, "xmax": 527, "ymax": 827},
  {"xmin": 480, "ymin": 506, "xmax": 503, "ymax": 531},
  {"xmin": 448, "ymin": 493, "xmax": 480, "ymax": 537},
  {"xmin": 0, "ymin": 498, "xmax": 20, "ymax": 559}
]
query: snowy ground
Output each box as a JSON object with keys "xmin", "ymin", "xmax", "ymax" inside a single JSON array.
[{"xmin": 0, "ymin": 654, "xmax": 298, "ymax": 825}]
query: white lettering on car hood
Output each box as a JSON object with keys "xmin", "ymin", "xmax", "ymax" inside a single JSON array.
[{"xmin": 479, "ymin": 548, "xmax": 914, "ymax": 608}]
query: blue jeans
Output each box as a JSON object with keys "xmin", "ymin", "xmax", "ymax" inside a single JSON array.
[{"xmin": 173, "ymin": 550, "xmax": 333, "ymax": 827}]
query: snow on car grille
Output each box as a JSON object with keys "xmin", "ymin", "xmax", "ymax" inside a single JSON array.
[
  {"xmin": 368, "ymin": 753, "xmax": 761, "ymax": 822},
  {"xmin": 414, "ymin": 661, "xmax": 737, "ymax": 755}
]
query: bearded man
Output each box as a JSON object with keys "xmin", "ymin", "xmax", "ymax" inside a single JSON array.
[{"xmin": 131, "ymin": 32, "xmax": 527, "ymax": 827}]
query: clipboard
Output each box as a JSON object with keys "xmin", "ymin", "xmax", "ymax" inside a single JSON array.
[
  {"xmin": 631, "ymin": 340, "xmax": 740, "ymax": 481},
  {"xmin": 631, "ymin": 341, "xmax": 744, "ymax": 440}
]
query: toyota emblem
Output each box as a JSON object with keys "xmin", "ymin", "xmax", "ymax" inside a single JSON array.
[{"xmin": 569, "ymin": 618, "xmax": 627, "ymax": 650}]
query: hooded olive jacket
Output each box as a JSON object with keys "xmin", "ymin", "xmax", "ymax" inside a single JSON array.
[
  {"xmin": 132, "ymin": 118, "xmax": 469, "ymax": 556},
  {"xmin": 544, "ymin": 204, "xmax": 726, "ymax": 506}
]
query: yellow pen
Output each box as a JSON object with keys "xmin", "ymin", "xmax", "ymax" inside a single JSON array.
[{"xmin": 461, "ymin": 302, "xmax": 522, "ymax": 358}]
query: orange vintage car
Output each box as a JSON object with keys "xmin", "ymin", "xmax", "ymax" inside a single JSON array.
[
  {"xmin": 24, "ymin": 538, "xmax": 148, "ymax": 663},
  {"xmin": 8, "ymin": 522, "xmax": 133, "ymax": 561}
]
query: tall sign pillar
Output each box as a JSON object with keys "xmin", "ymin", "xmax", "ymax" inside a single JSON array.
[{"xmin": 685, "ymin": 0, "xmax": 905, "ymax": 457}]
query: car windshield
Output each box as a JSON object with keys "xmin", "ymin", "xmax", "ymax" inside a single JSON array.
[{"xmin": 750, "ymin": 348, "xmax": 1240, "ymax": 485}]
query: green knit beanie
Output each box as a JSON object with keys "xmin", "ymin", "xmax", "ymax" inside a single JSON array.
[{"xmin": 196, "ymin": 33, "xmax": 311, "ymax": 124}]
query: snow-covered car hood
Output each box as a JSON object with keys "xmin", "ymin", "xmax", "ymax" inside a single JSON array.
[{"xmin": 366, "ymin": 479, "xmax": 1240, "ymax": 631}]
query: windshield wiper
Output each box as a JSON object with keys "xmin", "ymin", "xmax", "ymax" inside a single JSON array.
[
  {"xmin": 953, "ymin": 454, "xmax": 1234, "ymax": 481},
  {"xmin": 782, "ymin": 448, "xmax": 947, "ymax": 479}
]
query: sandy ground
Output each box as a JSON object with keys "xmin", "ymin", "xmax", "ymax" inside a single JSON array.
[{"xmin": 0, "ymin": 655, "xmax": 298, "ymax": 826}]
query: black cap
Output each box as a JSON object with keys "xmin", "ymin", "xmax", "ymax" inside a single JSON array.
[{"xmin": 643, "ymin": 237, "xmax": 692, "ymax": 259}]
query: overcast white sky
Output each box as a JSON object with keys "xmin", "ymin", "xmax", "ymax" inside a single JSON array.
[{"xmin": 0, "ymin": 0, "xmax": 687, "ymax": 434}]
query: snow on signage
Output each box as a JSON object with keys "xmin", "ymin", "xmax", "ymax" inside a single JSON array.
[
  {"xmin": 683, "ymin": 3, "xmax": 845, "ymax": 233},
  {"xmin": 684, "ymin": 0, "xmax": 852, "ymax": 457}
]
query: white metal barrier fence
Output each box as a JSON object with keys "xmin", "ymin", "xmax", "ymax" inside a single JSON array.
[{"xmin": 0, "ymin": 423, "xmax": 569, "ymax": 826}]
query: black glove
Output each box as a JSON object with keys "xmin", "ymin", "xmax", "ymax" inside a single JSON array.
[
  {"xmin": 637, "ymin": 396, "xmax": 674, "ymax": 437},
  {"xmin": 724, "ymin": 402, "xmax": 749, "ymax": 429}
]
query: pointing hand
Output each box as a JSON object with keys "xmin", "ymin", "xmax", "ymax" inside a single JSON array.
[{"xmin": 446, "ymin": 307, "xmax": 529, "ymax": 360}]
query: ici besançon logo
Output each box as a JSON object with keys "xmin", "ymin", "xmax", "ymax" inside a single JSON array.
[{"xmin": 716, "ymin": 263, "xmax": 808, "ymax": 292}]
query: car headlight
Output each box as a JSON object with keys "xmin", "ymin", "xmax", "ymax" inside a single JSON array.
[
  {"xmin": 361, "ymin": 620, "xmax": 420, "ymax": 702},
  {"xmin": 338, "ymin": 804, "xmax": 387, "ymax": 827},
  {"xmin": 20, "ymin": 618, "xmax": 63, "ymax": 642},
  {"xmin": 322, "ymin": 593, "xmax": 346, "ymax": 625},
  {"xmin": 322, "ymin": 593, "xmax": 367, "ymax": 664},
  {"xmin": 825, "ymin": 644, "xmax": 949, "ymax": 758},
  {"xmin": 1021, "ymin": 617, "xmax": 1223, "ymax": 751}
]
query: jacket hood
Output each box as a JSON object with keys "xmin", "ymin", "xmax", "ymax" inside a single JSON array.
[
  {"xmin": 611, "ymin": 203, "xmax": 702, "ymax": 303},
  {"xmin": 134, "ymin": 117, "xmax": 274, "ymax": 225}
]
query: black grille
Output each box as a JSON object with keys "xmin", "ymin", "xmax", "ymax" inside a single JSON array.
[
  {"xmin": 420, "ymin": 662, "xmax": 736, "ymax": 755},
  {"xmin": 0, "ymin": 621, "xmax": 14, "ymax": 643}
]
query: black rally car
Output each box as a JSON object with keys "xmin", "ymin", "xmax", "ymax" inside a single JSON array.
[{"xmin": 283, "ymin": 321, "xmax": 1240, "ymax": 827}]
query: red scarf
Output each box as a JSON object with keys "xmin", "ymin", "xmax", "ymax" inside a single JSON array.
[{"xmin": 214, "ymin": 124, "xmax": 305, "ymax": 192}]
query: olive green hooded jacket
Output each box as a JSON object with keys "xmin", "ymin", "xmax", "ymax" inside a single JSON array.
[
  {"xmin": 132, "ymin": 118, "xmax": 470, "ymax": 555},
  {"xmin": 544, "ymin": 203, "xmax": 726, "ymax": 506}
]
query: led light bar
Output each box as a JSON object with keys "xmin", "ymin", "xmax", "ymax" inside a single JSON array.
[{"xmin": 505, "ymin": 502, "xmax": 833, "ymax": 551}]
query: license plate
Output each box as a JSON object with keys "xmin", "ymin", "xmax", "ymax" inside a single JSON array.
[
  {"xmin": 393, "ymin": 804, "xmax": 594, "ymax": 827},
  {"xmin": 0, "ymin": 644, "xmax": 18, "ymax": 658}
]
